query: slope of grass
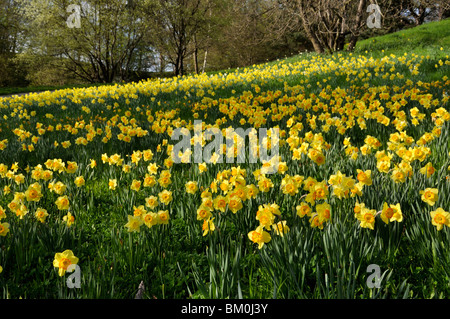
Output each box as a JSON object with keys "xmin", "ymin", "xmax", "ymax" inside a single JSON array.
[
  {"xmin": 354, "ymin": 18, "xmax": 450, "ymax": 57},
  {"xmin": 0, "ymin": 19, "xmax": 448, "ymax": 300}
]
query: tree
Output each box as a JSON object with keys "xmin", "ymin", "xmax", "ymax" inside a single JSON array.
[
  {"xmin": 0, "ymin": 0, "xmax": 29, "ymax": 86},
  {"xmin": 375, "ymin": 0, "xmax": 450, "ymax": 32},
  {"xmin": 17, "ymin": 0, "xmax": 156, "ymax": 83},
  {"xmin": 0, "ymin": 0, "xmax": 21, "ymax": 54},
  {"xmin": 398, "ymin": 0, "xmax": 450, "ymax": 25},
  {"xmin": 150, "ymin": 0, "xmax": 212, "ymax": 76},
  {"xmin": 203, "ymin": 0, "xmax": 309, "ymax": 70},
  {"xmin": 275, "ymin": 0, "xmax": 371, "ymax": 54},
  {"xmin": 221, "ymin": 0, "xmax": 280, "ymax": 66}
]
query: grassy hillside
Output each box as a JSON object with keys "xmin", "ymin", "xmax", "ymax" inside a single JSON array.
[
  {"xmin": 0, "ymin": 19, "xmax": 448, "ymax": 300},
  {"xmin": 354, "ymin": 18, "xmax": 450, "ymax": 57}
]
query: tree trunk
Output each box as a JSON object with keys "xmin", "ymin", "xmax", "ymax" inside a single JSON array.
[
  {"xmin": 179, "ymin": 55, "xmax": 184, "ymax": 76},
  {"xmin": 159, "ymin": 53, "xmax": 165, "ymax": 73},
  {"xmin": 305, "ymin": 27, "xmax": 325, "ymax": 53},
  {"xmin": 347, "ymin": 38, "xmax": 357, "ymax": 52},
  {"xmin": 175, "ymin": 48, "xmax": 185, "ymax": 76},
  {"xmin": 335, "ymin": 34, "xmax": 346, "ymax": 52},
  {"xmin": 202, "ymin": 50, "xmax": 207, "ymax": 73},
  {"xmin": 347, "ymin": 0, "xmax": 366, "ymax": 52},
  {"xmin": 174, "ymin": 54, "xmax": 180, "ymax": 76},
  {"xmin": 298, "ymin": 4, "xmax": 324, "ymax": 53},
  {"xmin": 193, "ymin": 37, "xmax": 199, "ymax": 74}
]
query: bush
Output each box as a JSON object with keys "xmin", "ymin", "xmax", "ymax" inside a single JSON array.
[
  {"xmin": 13, "ymin": 53, "xmax": 83, "ymax": 87},
  {"xmin": 0, "ymin": 53, "xmax": 29, "ymax": 87}
]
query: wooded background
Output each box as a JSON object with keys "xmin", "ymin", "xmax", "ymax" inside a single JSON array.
[{"xmin": 0, "ymin": 0, "xmax": 449, "ymax": 87}]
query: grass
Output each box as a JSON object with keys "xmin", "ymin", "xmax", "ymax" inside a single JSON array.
[
  {"xmin": 354, "ymin": 19, "xmax": 450, "ymax": 57},
  {"xmin": 0, "ymin": 70, "xmax": 177, "ymax": 97},
  {"xmin": 0, "ymin": 84, "xmax": 98, "ymax": 97},
  {"xmin": 0, "ymin": 19, "xmax": 449, "ymax": 300}
]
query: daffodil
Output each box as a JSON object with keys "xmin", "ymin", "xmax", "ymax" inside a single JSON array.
[
  {"xmin": 248, "ymin": 226, "xmax": 271, "ymax": 249},
  {"xmin": 142, "ymin": 212, "xmax": 158, "ymax": 229},
  {"xmin": 125, "ymin": 215, "xmax": 143, "ymax": 232},
  {"xmin": 296, "ymin": 202, "xmax": 311, "ymax": 218},
  {"xmin": 53, "ymin": 250, "xmax": 79, "ymax": 276},
  {"xmin": 201, "ymin": 196, "xmax": 214, "ymax": 210},
  {"xmin": 198, "ymin": 162, "xmax": 207, "ymax": 173},
  {"xmin": 130, "ymin": 179, "xmax": 141, "ymax": 191},
  {"xmin": 316, "ymin": 202, "xmax": 332, "ymax": 223},
  {"xmin": 380, "ymin": 203, "xmax": 403, "ymax": 224},
  {"xmin": 109, "ymin": 179, "xmax": 117, "ymax": 190},
  {"xmin": 419, "ymin": 162, "xmax": 435, "ymax": 178},
  {"xmin": 280, "ymin": 175, "xmax": 298, "ymax": 196},
  {"xmin": 145, "ymin": 196, "xmax": 158, "ymax": 210},
  {"xmin": 257, "ymin": 176, "xmax": 273, "ymax": 192},
  {"xmin": 357, "ymin": 207, "xmax": 376, "ymax": 230},
  {"xmin": 256, "ymin": 206, "xmax": 275, "ymax": 230},
  {"xmin": 420, "ymin": 188, "xmax": 438, "ymax": 206},
  {"xmin": 354, "ymin": 202, "xmax": 366, "ymax": 219},
  {"xmin": 65, "ymin": 161, "xmax": 78, "ymax": 174},
  {"xmin": 89, "ymin": 159, "xmax": 97, "ymax": 168},
  {"xmin": 185, "ymin": 181, "xmax": 198, "ymax": 194},
  {"xmin": 227, "ymin": 195, "xmax": 243, "ymax": 214},
  {"xmin": 74, "ymin": 176, "xmax": 85, "ymax": 187},
  {"xmin": 158, "ymin": 190, "xmax": 173, "ymax": 205},
  {"xmin": 63, "ymin": 212, "xmax": 75, "ymax": 227},
  {"xmin": 309, "ymin": 215, "xmax": 324, "ymax": 230},
  {"xmin": 133, "ymin": 205, "xmax": 147, "ymax": 218},
  {"xmin": 0, "ymin": 222, "xmax": 10, "ymax": 236},
  {"xmin": 25, "ymin": 183, "xmax": 43, "ymax": 202},
  {"xmin": 35, "ymin": 208, "xmax": 49, "ymax": 223},
  {"xmin": 55, "ymin": 195, "xmax": 70, "ymax": 210},
  {"xmin": 147, "ymin": 163, "xmax": 158, "ymax": 175},
  {"xmin": 356, "ymin": 169, "xmax": 372, "ymax": 186},
  {"xmin": 272, "ymin": 221, "xmax": 290, "ymax": 237},
  {"xmin": 213, "ymin": 195, "xmax": 228, "ymax": 212},
  {"xmin": 430, "ymin": 208, "xmax": 450, "ymax": 231},
  {"xmin": 196, "ymin": 205, "xmax": 212, "ymax": 221},
  {"xmin": 391, "ymin": 167, "xmax": 407, "ymax": 183},
  {"xmin": 50, "ymin": 181, "xmax": 66, "ymax": 195},
  {"xmin": 202, "ymin": 217, "xmax": 215, "ymax": 236},
  {"xmin": 157, "ymin": 210, "xmax": 170, "ymax": 224}
]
